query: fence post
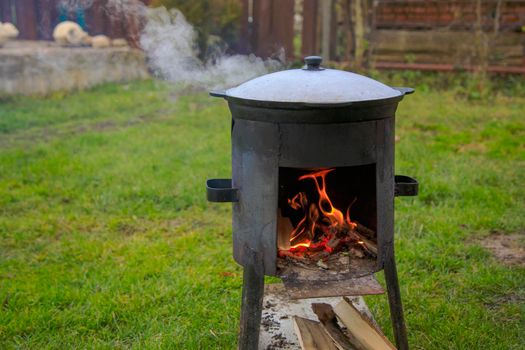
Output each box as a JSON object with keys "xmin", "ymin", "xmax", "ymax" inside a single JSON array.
[
  {"xmin": 15, "ymin": 0, "xmax": 39, "ymax": 40},
  {"xmin": 0, "ymin": 0, "xmax": 13, "ymax": 23},
  {"xmin": 85, "ymin": 0, "xmax": 107, "ymax": 36},
  {"xmin": 237, "ymin": 0, "xmax": 252, "ymax": 54},
  {"xmin": 252, "ymin": 0, "xmax": 294, "ymax": 59},
  {"xmin": 37, "ymin": 0, "xmax": 57, "ymax": 40},
  {"xmin": 302, "ymin": 0, "xmax": 319, "ymax": 57}
]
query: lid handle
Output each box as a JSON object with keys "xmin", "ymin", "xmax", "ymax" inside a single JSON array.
[{"xmin": 304, "ymin": 56, "xmax": 323, "ymax": 70}]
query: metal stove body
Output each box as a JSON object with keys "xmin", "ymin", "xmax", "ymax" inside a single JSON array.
[{"xmin": 206, "ymin": 57, "xmax": 418, "ymax": 350}]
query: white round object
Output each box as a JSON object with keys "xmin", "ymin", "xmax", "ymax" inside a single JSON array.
[
  {"xmin": 0, "ymin": 22, "xmax": 19, "ymax": 39},
  {"xmin": 91, "ymin": 35, "xmax": 111, "ymax": 48},
  {"xmin": 53, "ymin": 21, "xmax": 88, "ymax": 46}
]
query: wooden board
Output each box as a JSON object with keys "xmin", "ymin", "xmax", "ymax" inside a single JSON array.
[
  {"xmin": 311, "ymin": 303, "xmax": 354, "ymax": 350},
  {"xmin": 259, "ymin": 283, "xmax": 379, "ymax": 350},
  {"xmin": 370, "ymin": 29, "xmax": 524, "ymax": 67},
  {"xmin": 334, "ymin": 297, "xmax": 396, "ymax": 350},
  {"xmin": 293, "ymin": 316, "xmax": 338, "ymax": 350}
]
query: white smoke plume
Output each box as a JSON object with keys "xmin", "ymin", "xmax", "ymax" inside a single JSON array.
[{"xmin": 140, "ymin": 7, "xmax": 282, "ymax": 89}]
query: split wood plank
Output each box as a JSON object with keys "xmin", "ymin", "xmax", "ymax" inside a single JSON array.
[
  {"xmin": 334, "ymin": 297, "xmax": 396, "ymax": 350},
  {"xmin": 293, "ymin": 316, "xmax": 337, "ymax": 350},
  {"xmin": 311, "ymin": 303, "xmax": 355, "ymax": 350}
]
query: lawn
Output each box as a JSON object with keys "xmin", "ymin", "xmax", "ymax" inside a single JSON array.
[{"xmin": 0, "ymin": 78, "xmax": 524, "ymax": 349}]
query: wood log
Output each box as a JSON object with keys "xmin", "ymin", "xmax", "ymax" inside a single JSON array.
[
  {"xmin": 350, "ymin": 230, "xmax": 378, "ymax": 257},
  {"xmin": 333, "ymin": 297, "xmax": 396, "ymax": 350},
  {"xmin": 293, "ymin": 316, "xmax": 338, "ymax": 350},
  {"xmin": 290, "ymin": 217, "xmax": 309, "ymax": 246},
  {"xmin": 278, "ymin": 250, "xmax": 307, "ymax": 261},
  {"xmin": 358, "ymin": 237, "xmax": 378, "ymax": 258},
  {"xmin": 344, "ymin": 229, "xmax": 378, "ymax": 258},
  {"xmin": 311, "ymin": 303, "xmax": 359, "ymax": 350},
  {"xmin": 277, "ymin": 211, "xmax": 293, "ymax": 250},
  {"xmin": 355, "ymin": 222, "xmax": 376, "ymax": 239}
]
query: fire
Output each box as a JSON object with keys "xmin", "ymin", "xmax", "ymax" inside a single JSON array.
[{"xmin": 287, "ymin": 168, "xmax": 358, "ymax": 254}]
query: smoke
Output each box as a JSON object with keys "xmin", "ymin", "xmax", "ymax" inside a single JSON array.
[
  {"xmin": 56, "ymin": 1, "xmax": 283, "ymax": 90},
  {"xmin": 140, "ymin": 7, "xmax": 282, "ymax": 89}
]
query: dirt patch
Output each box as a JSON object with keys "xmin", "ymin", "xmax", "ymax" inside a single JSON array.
[
  {"xmin": 485, "ymin": 292, "xmax": 525, "ymax": 312},
  {"xmin": 478, "ymin": 231, "xmax": 525, "ymax": 267},
  {"xmin": 457, "ymin": 142, "xmax": 487, "ymax": 154}
]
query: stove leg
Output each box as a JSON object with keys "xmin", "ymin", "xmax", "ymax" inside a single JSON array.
[
  {"xmin": 384, "ymin": 255, "xmax": 409, "ymax": 350},
  {"xmin": 238, "ymin": 252, "xmax": 265, "ymax": 350}
]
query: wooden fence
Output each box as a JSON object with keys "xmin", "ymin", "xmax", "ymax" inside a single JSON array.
[
  {"xmin": 1, "ymin": 0, "xmax": 524, "ymax": 72},
  {"xmin": 0, "ymin": 0, "xmax": 150, "ymax": 47},
  {"xmin": 241, "ymin": 0, "xmax": 524, "ymax": 72}
]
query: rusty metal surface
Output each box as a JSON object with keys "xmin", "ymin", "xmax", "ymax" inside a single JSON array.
[{"xmin": 281, "ymin": 274, "xmax": 385, "ymax": 300}]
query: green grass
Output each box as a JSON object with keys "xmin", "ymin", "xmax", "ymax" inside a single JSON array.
[{"xmin": 0, "ymin": 79, "xmax": 524, "ymax": 349}]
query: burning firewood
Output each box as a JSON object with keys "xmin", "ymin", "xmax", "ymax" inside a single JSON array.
[
  {"xmin": 326, "ymin": 237, "xmax": 342, "ymax": 251},
  {"xmin": 278, "ymin": 250, "xmax": 308, "ymax": 262},
  {"xmin": 280, "ymin": 168, "xmax": 380, "ymax": 268},
  {"xmin": 345, "ymin": 229, "xmax": 378, "ymax": 258},
  {"xmin": 353, "ymin": 236, "xmax": 378, "ymax": 258},
  {"xmin": 355, "ymin": 222, "xmax": 376, "ymax": 239}
]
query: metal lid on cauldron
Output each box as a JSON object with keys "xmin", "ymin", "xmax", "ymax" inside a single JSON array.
[{"xmin": 211, "ymin": 56, "xmax": 413, "ymax": 109}]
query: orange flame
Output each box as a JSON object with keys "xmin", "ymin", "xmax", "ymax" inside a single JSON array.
[
  {"xmin": 287, "ymin": 168, "xmax": 358, "ymax": 254},
  {"xmin": 299, "ymin": 169, "xmax": 344, "ymax": 227}
]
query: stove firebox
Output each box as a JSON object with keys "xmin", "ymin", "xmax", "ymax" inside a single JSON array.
[
  {"xmin": 206, "ymin": 56, "xmax": 418, "ymax": 350},
  {"xmin": 277, "ymin": 165, "xmax": 378, "ymax": 277}
]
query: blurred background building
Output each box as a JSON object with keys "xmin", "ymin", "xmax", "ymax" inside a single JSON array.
[{"xmin": 1, "ymin": 0, "xmax": 524, "ymax": 72}]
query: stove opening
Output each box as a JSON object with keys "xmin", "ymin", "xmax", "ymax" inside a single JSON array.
[{"xmin": 277, "ymin": 165, "xmax": 377, "ymax": 276}]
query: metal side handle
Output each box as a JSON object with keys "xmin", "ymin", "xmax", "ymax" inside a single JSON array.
[
  {"xmin": 209, "ymin": 90, "xmax": 226, "ymax": 98},
  {"xmin": 393, "ymin": 87, "xmax": 415, "ymax": 95},
  {"xmin": 395, "ymin": 175, "xmax": 418, "ymax": 197},
  {"xmin": 206, "ymin": 178, "xmax": 238, "ymax": 202}
]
